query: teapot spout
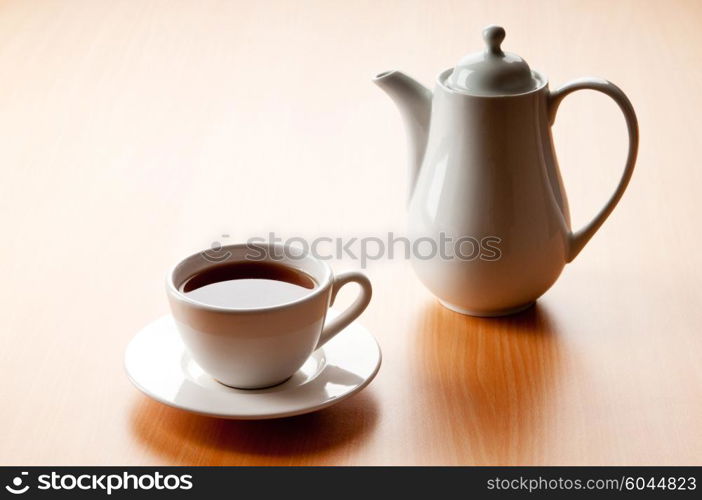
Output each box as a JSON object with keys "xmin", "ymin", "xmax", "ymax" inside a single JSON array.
[{"xmin": 373, "ymin": 70, "xmax": 432, "ymax": 202}]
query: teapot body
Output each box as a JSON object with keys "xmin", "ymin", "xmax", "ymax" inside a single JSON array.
[
  {"xmin": 377, "ymin": 26, "xmax": 638, "ymax": 316},
  {"xmin": 408, "ymin": 70, "xmax": 570, "ymax": 316}
]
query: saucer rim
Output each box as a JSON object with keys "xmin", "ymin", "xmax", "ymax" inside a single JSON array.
[{"xmin": 124, "ymin": 314, "xmax": 382, "ymax": 420}]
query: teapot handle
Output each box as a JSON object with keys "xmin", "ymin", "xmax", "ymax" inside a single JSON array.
[{"xmin": 548, "ymin": 78, "xmax": 639, "ymax": 262}]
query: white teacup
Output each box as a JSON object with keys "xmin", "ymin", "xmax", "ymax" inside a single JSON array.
[{"xmin": 166, "ymin": 243, "xmax": 372, "ymax": 389}]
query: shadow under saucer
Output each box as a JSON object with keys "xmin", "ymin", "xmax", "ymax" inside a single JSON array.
[{"xmin": 129, "ymin": 389, "xmax": 379, "ymax": 465}]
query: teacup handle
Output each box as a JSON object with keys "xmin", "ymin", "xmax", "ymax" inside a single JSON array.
[
  {"xmin": 548, "ymin": 77, "xmax": 639, "ymax": 262},
  {"xmin": 316, "ymin": 271, "xmax": 373, "ymax": 349}
]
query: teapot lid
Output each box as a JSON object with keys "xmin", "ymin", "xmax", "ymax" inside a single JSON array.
[{"xmin": 446, "ymin": 25, "xmax": 540, "ymax": 96}]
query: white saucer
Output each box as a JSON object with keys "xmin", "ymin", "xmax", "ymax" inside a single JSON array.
[{"xmin": 124, "ymin": 311, "xmax": 381, "ymax": 419}]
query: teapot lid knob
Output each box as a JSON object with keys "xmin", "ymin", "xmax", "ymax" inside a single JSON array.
[
  {"xmin": 446, "ymin": 24, "xmax": 541, "ymax": 96},
  {"xmin": 483, "ymin": 25, "xmax": 505, "ymax": 56}
]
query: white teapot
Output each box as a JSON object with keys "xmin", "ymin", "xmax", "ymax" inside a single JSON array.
[{"xmin": 375, "ymin": 25, "xmax": 638, "ymax": 316}]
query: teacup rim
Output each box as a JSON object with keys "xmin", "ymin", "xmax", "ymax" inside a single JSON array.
[{"xmin": 166, "ymin": 242, "xmax": 333, "ymax": 314}]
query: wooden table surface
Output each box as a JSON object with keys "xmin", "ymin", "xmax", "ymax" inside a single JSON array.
[{"xmin": 1, "ymin": 0, "xmax": 700, "ymax": 466}]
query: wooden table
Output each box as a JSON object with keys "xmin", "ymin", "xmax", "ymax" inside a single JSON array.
[{"xmin": 0, "ymin": 0, "xmax": 700, "ymax": 465}]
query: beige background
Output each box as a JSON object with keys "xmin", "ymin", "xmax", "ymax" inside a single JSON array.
[{"xmin": 0, "ymin": 0, "xmax": 700, "ymax": 465}]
